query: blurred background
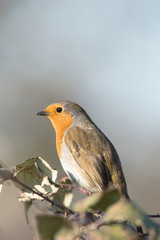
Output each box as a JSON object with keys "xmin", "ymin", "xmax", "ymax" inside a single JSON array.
[{"xmin": 0, "ymin": 0, "xmax": 160, "ymax": 239}]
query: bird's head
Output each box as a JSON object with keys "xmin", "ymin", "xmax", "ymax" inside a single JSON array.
[{"xmin": 37, "ymin": 101, "xmax": 86, "ymax": 134}]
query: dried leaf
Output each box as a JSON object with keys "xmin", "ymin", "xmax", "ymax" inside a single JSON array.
[
  {"xmin": 0, "ymin": 180, "xmax": 3, "ymax": 193},
  {"xmin": 23, "ymin": 200, "xmax": 33, "ymax": 225},
  {"xmin": 49, "ymin": 177, "xmax": 73, "ymax": 213}
]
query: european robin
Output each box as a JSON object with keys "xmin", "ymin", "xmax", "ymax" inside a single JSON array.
[{"xmin": 37, "ymin": 101, "xmax": 130, "ymax": 200}]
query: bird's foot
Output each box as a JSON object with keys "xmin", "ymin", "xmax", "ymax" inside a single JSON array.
[{"xmin": 78, "ymin": 187, "xmax": 91, "ymax": 196}]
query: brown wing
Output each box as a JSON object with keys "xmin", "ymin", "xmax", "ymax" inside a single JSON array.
[
  {"xmin": 65, "ymin": 126, "xmax": 129, "ymax": 199},
  {"xmin": 64, "ymin": 126, "xmax": 111, "ymax": 191}
]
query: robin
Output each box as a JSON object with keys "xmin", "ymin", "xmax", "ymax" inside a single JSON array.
[{"xmin": 37, "ymin": 101, "xmax": 130, "ymax": 200}]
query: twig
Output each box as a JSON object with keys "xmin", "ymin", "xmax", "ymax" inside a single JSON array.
[
  {"xmin": 148, "ymin": 214, "xmax": 160, "ymax": 218},
  {"xmin": 11, "ymin": 176, "xmax": 75, "ymax": 214}
]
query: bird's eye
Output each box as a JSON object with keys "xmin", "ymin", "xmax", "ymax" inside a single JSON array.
[{"xmin": 56, "ymin": 107, "xmax": 63, "ymax": 113}]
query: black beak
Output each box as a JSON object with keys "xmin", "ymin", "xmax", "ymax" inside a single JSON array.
[{"xmin": 37, "ymin": 111, "xmax": 50, "ymax": 116}]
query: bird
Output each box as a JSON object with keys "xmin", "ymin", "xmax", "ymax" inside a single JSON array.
[{"xmin": 37, "ymin": 101, "xmax": 130, "ymax": 200}]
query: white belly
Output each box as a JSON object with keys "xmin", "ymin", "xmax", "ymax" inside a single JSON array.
[{"xmin": 60, "ymin": 140, "xmax": 99, "ymax": 192}]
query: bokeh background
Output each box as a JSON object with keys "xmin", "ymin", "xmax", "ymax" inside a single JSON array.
[{"xmin": 0, "ymin": 1, "xmax": 160, "ymax": 239}]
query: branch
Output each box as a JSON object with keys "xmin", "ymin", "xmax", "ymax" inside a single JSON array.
[
  {"xmin": 11, "ymin": 176, "xmax": 74, "ymax": 214},
  {"xmin": 148, "ymin": 214, "xmax": 160, "ymax": 218},
  {"xmin": 0, "ymin": 168, "xmax": 74, "ymax": 214},
  {"xmin": 1, "ymin": 168, "xmax": 160, "ymax": 219}
]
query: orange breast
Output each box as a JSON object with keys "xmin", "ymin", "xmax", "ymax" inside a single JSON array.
[{"xmin": 48, "ymin": 115, "xmax": 73, "ymax": 158}]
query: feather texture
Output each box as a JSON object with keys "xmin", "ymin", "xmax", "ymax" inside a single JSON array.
[{"xmin": 64, "ymin": 125, "xmax": 129, "ymax": 199}]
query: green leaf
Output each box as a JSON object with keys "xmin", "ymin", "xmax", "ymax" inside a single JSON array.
[
  {"xmin": 103, "ymin": 200, "xmax": 160, "ymax": 239},
  {"xmin": 14, "ymin": 157, "xmax": 58, "ymax": 201},
  {"xmin": 36, "ymin": 215, "xmax": 73, "ymax": 240},
  {"xmin": 73, "ymin": 189, "xmax": 120, "ymax": 212},
  {"xmin": 86, "ymin": 224, "xmax": 140, "ymax": 240},
  {"xmin": 51, "ymin": 191, "xmax": 73, "ymax": 209}
]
